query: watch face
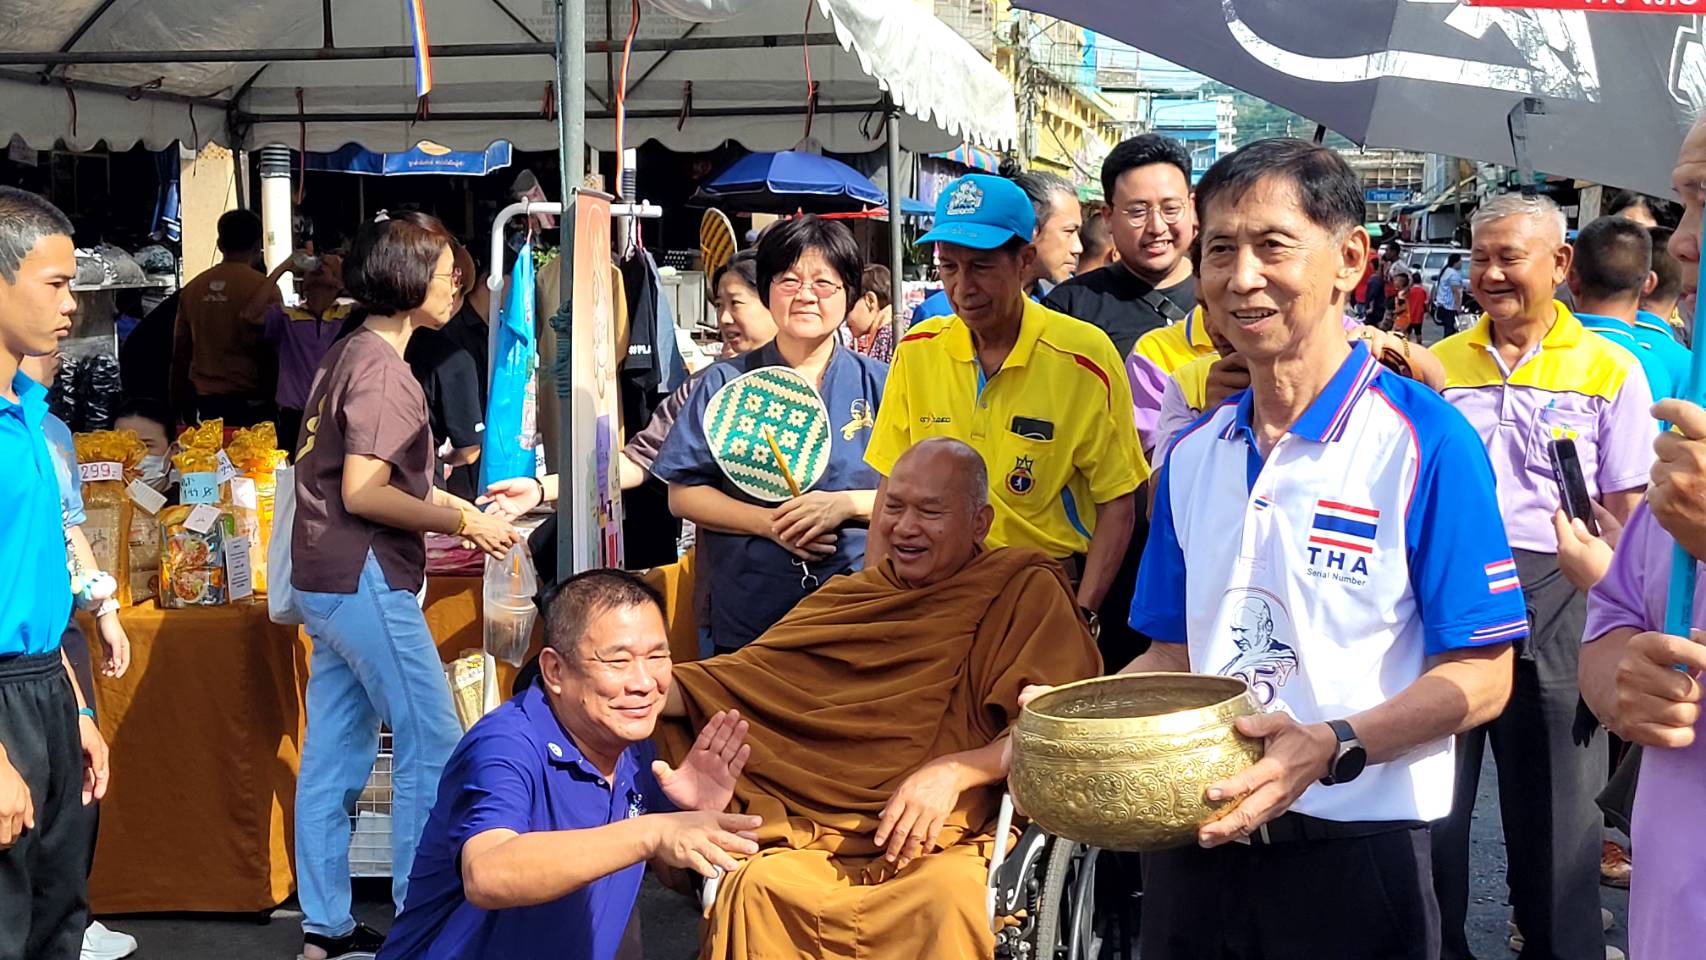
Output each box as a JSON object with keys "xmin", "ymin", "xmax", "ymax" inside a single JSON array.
[{"xmin": 1335, "ymin": 746, "xmax": 1368, "ymax": 784}]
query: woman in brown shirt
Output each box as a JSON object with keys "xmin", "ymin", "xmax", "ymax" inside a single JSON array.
[{"xmin": 289, "ymin": 212, "xmax": 519, "ymax": 960}]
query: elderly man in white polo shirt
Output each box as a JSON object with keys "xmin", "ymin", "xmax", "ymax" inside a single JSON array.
[{"xmin": 1028, "ymin": 139, "xmax": 1527, "ymax": 957}]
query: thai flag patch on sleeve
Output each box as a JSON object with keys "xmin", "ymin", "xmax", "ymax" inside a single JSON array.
[
  {"xmin": 1307, "ymin": 500, "xmax": 1380, "ymax": 554},
  {"xmin": 1485, "ymin": 559, "xmax": 1520, "ymax": 594}
]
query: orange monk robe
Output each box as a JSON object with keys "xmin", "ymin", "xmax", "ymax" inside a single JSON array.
[{"xmin": 658, "ymin": 547, "xmax": 1102, "ymax": 960}]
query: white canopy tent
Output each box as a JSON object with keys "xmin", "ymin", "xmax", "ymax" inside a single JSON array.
[
  {"xmin": 0, "ymin": 0, "xmax": 1013, "ymax": 155},
  {"xmin": 0, "ymin": 0, "xmax": 1013, "ymax": 570}
]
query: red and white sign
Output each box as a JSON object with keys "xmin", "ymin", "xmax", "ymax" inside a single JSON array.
[{"xmin": 1465, "ymin": 0, "xmax": 1702, "ymax": 12}]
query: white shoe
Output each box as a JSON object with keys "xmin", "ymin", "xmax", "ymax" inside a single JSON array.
[{"xmin": 81, "ymin": 921, "xmax": 138, "ymax": 960}]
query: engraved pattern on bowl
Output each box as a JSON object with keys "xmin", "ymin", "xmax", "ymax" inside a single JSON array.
[{"xmin": 1010, "ymin": 673, "xmax": 1264, "ymax": 852}]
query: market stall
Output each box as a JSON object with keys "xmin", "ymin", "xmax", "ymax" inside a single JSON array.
[{"xmin": 0, "ymin": 0, "xmax": 1011, "ymax": 915}]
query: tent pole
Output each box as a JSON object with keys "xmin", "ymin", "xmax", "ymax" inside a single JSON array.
[
  {"xmin": 886, "ymin": 98, "xmax": 903, "ymax": 347},
  {"xmin": 556, "ymin": 0, "xmax": 584, "ymax": 579}
]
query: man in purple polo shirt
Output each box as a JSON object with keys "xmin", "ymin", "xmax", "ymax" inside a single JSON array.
[
  {"xmin": 1578, "ymin": 113, "xmax": 1706, "ymax": 960},
  {"xmin": 378, "ymin": 571, "xmax": 761, "ymax": 960},
  {"xmin": 1430, "ymin": 192, "xmax": 1652, "ymax": 960}
]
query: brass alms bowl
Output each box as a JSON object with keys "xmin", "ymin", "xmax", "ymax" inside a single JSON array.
[{"xmin": 1010, "ymin": 673, "xmax": 1264, "ymax": 852}]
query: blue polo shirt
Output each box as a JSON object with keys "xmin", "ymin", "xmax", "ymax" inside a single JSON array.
[
  {"xmin": 379, "ymin": 683, "xmax": 674, "ymax": 960},
  {"xmin": 1, "ymin": 371, "xmax": 70, "ymax": 656},
  {"xmin": 1636, "ymin": 310, "xmax": 1691, "ymax": 398},
  {"xmin": 1577, "ymin": 312, "xmax": 1675, "ymax": 403},
  {"xmin": 651, "ymin": 341, "xmax": 887, "ymax": 649}
]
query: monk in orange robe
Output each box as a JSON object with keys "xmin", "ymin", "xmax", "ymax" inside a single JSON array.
[{"xmin": 659, "ymin": 437, "xmax": 1103, "ymax": 959}]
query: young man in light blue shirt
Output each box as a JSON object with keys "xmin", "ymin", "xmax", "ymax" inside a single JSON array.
[{"xmin": 0, "ymin": 186, "xmax": 109, "ymax": 960}]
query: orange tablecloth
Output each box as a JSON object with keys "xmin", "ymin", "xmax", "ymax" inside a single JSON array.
[
  {"xmin": 83, "ymin": 564, "xmax": 695, "ymax": 915},
  {"xmin": 82, "ymin": 577, "xmax": 530, "ymax": 914}
]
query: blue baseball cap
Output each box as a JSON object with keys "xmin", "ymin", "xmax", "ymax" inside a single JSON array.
[{"xmin": 916, "ymin": 174, "xmax": 1036, "ymax": 250}]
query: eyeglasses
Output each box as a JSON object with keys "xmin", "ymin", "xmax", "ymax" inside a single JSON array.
[
  {"xmin": 432, "ymin": 265, "xmax": 464, "ymax": 285},
  {"xmin": 1120, "ymin": 202, "xmax": 1189, "ymax": 228},
  {"xmin": 772, "ymin": 276, "xmax": 844, "ymax": 298}
]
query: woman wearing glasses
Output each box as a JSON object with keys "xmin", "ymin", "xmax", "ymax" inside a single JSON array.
[
  {"xmin": 289, "ymin": 211, "xmax": 521, "ymax": 960},
  {"xmin": 652, "ymin": 215, "xmax": 888, "ymax": 653}
]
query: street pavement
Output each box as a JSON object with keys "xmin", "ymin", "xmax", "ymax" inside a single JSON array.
[{"xmin": 96, "ymin": 753, "xmax": 1629, "ymax": 958}]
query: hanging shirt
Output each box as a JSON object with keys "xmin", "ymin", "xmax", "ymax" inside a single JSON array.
[
  {"xmin": 1134, "ymin": 344, "xmax": 1527, "ymax": 823},
  {"xmin": 653, "ymin": 342, "xmax": 888, "ymax": 650},
  {"xmin": 0, "ymin": 372, "xmax": 70, "ymax": 656}
]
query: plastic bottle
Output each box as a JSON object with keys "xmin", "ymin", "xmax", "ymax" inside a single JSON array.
[{"xmin": 482, "ymin": 541, "xmax": 538, "ymax": 667}]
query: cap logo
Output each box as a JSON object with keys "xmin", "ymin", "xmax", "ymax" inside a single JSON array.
[{"xmin": 946, "ymin": 181, "xmax": 984, "ymax": 217}]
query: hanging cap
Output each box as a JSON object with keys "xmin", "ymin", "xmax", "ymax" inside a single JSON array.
[{"xmin": 915, "ymin": 174, "xmax": 1036, "ymax": 250}]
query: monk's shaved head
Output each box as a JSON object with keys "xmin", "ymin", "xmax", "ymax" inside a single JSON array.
[
  {"xmin": 876, "ymin": 438, "xmax": 995, "ymax": 587},
  {"xmin": 891, "ymin": 436, "xmax": 988, "ymax": 515}
]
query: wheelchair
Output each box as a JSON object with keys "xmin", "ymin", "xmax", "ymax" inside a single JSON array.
[
  {"xmin": 700, "ymin": 794, "xmax": 1136, "ymax": 960},
  {"xmin": 987, "ymin": 794, "xmax": 1138, "ymax": 960}
]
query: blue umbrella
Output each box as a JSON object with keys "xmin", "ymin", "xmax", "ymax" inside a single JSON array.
[{"xmin": 691, "ymin": 150, "xmax": 894, "ymax": 214}]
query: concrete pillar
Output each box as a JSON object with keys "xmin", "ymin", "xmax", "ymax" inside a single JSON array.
[
  {"xmin": 177, "ymin": 143, "xmax": 240, "ymax": 284},
  {"xmin": 257, "ymin": 145, "xmax": 295, "ymax": 295}
]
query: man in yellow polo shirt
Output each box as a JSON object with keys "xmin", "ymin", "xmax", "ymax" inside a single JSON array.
[{"xmin": 866, "ymin": 174, "xmax": 1145, "ymax": 630}]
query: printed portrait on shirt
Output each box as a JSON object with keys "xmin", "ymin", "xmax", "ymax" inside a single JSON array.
[{"xmin": 1218, "ymin": 589, "xmax": 1298, "ymax": 707}]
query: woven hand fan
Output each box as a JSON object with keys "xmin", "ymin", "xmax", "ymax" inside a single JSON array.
[
  {"xmin": 700, "ymin": 208, "xmax": 737, "ymax": 285},
  {"xmin": 703, "ymin": 366, "xmax": 831, "ymax": 503}
]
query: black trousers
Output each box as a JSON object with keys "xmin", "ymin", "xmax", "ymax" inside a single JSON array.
[
  {"xmin": 0, "ymin": 653, "xmax": 92, "ymax": 960},
  {"xmin": 1430, "ymin": 550, "xmax": 1607, "ymax": 960},
  {"xmin": 1142, "ymin": 822, "xmax": 1440, "ymax": 959}
]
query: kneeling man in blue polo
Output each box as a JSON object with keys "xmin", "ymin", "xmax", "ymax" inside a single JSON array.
[{"xmin": 379, "ymin": 570, "xmax": 760, "ymax": 960}]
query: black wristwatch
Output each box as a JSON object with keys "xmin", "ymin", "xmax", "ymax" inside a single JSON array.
[
  {"xmin": 1080, "ymin": 607, "xmax": 1101, "ymax": 639},
  {"xmin": 1319, "ymin": 719, "xmax": 1367, "ymax": 786}
]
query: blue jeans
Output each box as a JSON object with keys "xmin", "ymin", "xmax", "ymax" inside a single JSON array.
[{"xmin": 295, "ymin": 551, "xmax": 461, "ymax": 937}]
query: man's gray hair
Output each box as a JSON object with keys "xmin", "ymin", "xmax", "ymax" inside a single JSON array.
[
  {"xmin": 1471, "ymin": 192, "xmax": 1567, "ymax": 243},
  {"xmin": 0, "ymin": 186, "xmax": 72, "ymax": 284}
]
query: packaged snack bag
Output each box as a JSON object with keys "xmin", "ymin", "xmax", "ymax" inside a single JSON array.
[
  {"xmin": 227, "ymin": 423, "xmax": 289, "ymax": 594},
  {"xmin": 72, "ymin": 430, "xmax": 148, "ymax": 604},
  {"xmin": 157, "ymin": 504, "xmax": 232, "ymax": 608}
]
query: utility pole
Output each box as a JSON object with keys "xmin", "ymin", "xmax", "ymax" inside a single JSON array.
[{"xmin": 1015, "ymin": 9, "xmax": 1036, "ymax": 167}]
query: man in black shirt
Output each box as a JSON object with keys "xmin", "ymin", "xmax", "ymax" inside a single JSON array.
[
  {"xmin": 1043, "ymin": 134, "xmax": 1197, "ymax": 357},
  {"xmin": 405, "ymin": 244, "xmax": 485, "ymax": 500}
]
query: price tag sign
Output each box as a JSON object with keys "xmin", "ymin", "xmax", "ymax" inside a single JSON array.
[
  {"xmin": 184, "ymin": 504, "xmax": 222, "ymax": 535},
  {"xmin": 216, "ymin": 451, "xmax": 239, "ymax": 484},
  {"xmin": 77, "ymin": 461, "xmax": 124, "ymax": 484},
  {"xmin": 181, "ymin": 471, "xmax": 219, "ymax": 505},
  {"xmin": 229, "ymin": 477, "xmax": 258, "ymax": 511},
  {"xmin": 225, "ymin": 535, "xmax": 254, "ymax": 601},
  {"xmin": 126, "ymin": 480, "xmax": 167, "ymax": 515}
]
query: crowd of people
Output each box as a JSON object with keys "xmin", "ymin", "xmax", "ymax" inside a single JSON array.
[{"xmin": 3, "ymin": 114, "xmax": 1706, "ymax": 960}]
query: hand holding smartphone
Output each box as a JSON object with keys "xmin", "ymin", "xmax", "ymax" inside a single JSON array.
[{"xmin": 1549, "ymin": 438, "xmax": 1599, "ymax": 537}]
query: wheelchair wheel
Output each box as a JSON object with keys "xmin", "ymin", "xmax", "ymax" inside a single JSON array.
[{"xmin": 1031, "ymin": 838, "xmax": 1100, "ymax": 960}]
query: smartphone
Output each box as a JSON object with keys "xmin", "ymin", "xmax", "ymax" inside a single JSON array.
[{"xmin": 1548, "ymin": 438, "xmax": 1599, "ymax": 537}]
